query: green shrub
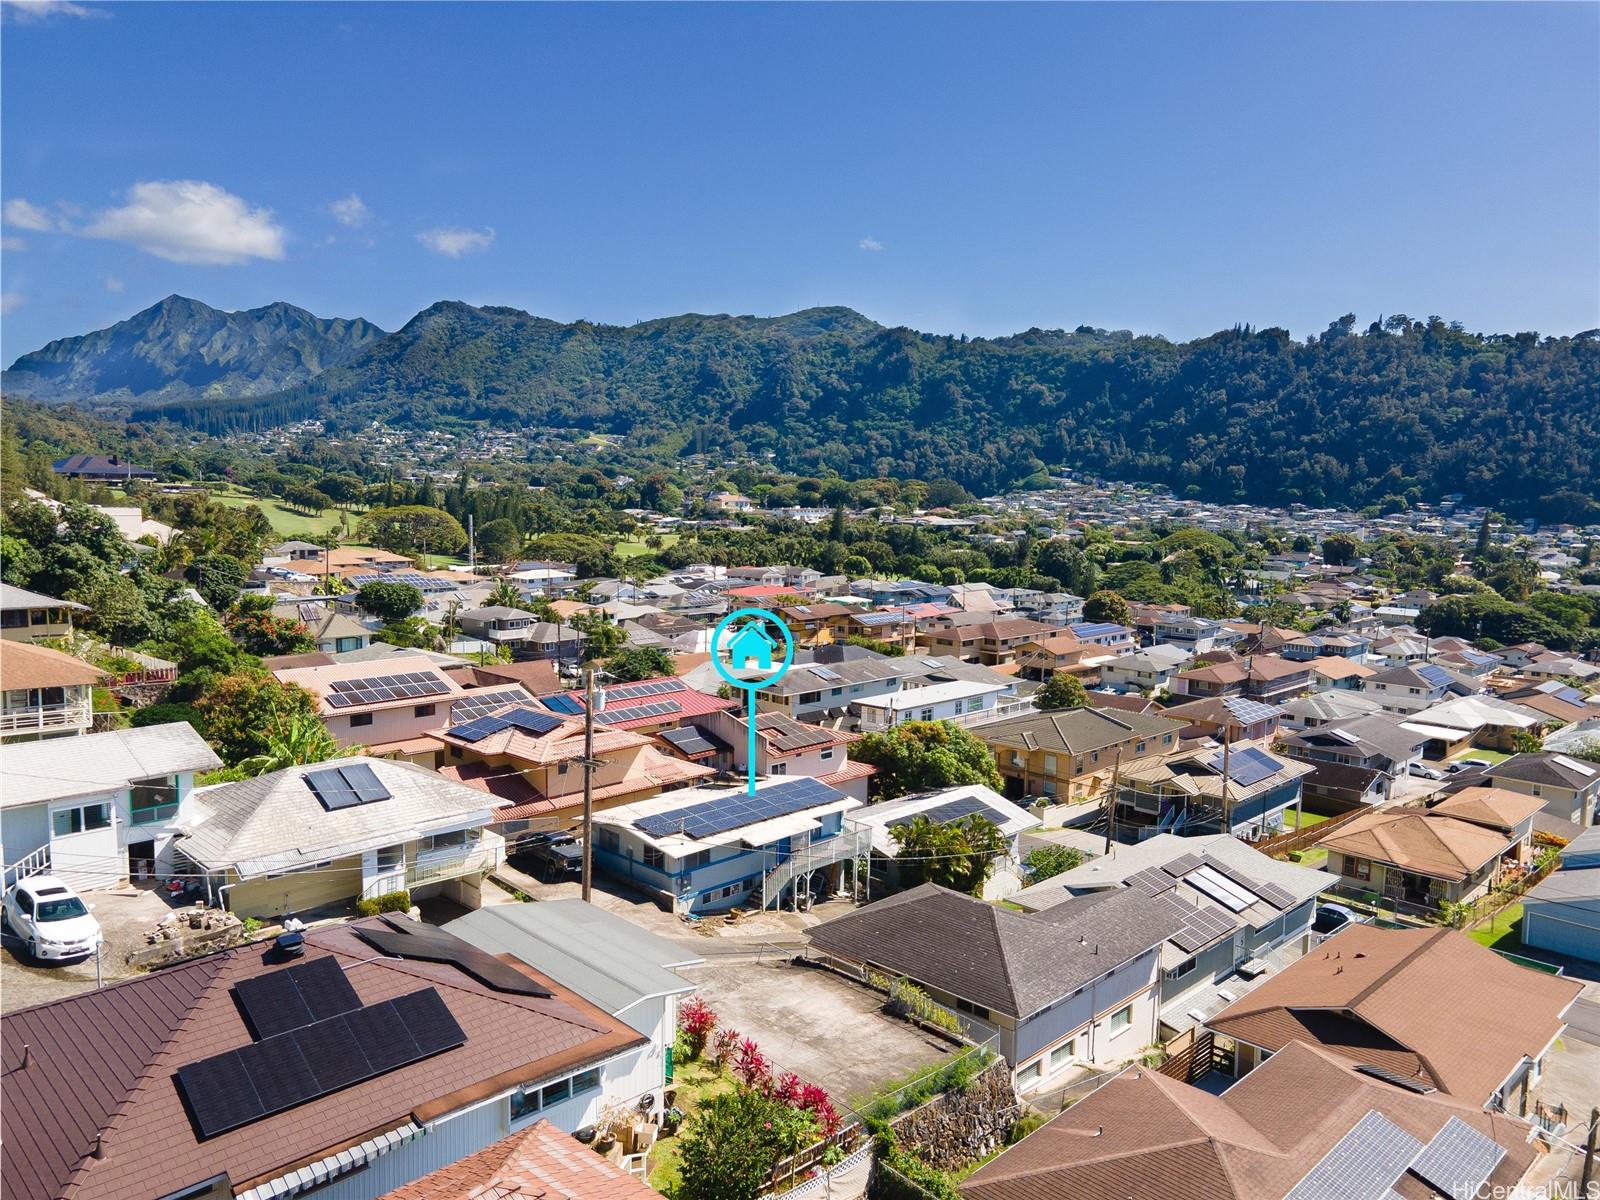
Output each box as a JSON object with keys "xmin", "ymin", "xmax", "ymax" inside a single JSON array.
[
  {"xmin": 356, "ymin": 890, "xmax": 411, "ymax": 916},
  {"xmin": 1007, "ymin": 1112, "xmax": 1046, "ymax": 1144}
]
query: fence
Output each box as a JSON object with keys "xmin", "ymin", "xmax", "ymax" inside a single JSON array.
[
  {"xmin": 1156, "ymin": 1030, "xmax": 1234, "ymax": 1084},
  {"xmin": 1255, "ymin": 805, "xmax": 1367, "ymax": 859}
]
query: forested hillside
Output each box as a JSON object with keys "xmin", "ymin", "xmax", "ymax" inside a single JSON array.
[
  {"xmin": 88, "ymin": 303, "xmax": 1600, "ymax": 519},
  {"xmin": 3, "ymin": 295, "xmax": 385, "ymax": 404}
]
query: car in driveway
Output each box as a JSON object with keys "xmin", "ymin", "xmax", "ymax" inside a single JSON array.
[
  {"xmin": 1, "ymin": 876, "xmax": 104, "ymax": 962},
  {"xmin": 511, "ymin": 832, "xmax": 583, "ymax": 882},
  {"xmin": 1408, "ymin": 762, "xmax": 1444, "ymax": 780},
  {"xmin": 1310, "ymin": 902, "xmax": 1369, "ymax": 946}
]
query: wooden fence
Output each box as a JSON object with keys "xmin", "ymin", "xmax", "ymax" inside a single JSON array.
[
  {"xmin": 1256, "ymin": 804, "xmax": 1368, "ymax": 859},
  {"xmin": 1157, "ymin": 1030, "xmax": 1233, "ymax": 1084}
]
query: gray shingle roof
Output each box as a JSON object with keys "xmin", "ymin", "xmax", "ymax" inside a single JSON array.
[
  {"xmin": 807, "ymin": 883, "xmax": 1182, "ymax": 1019},
  {"xmin": 1, "ymin": 722, "xmax": 221, "ymax": 809},
  {"xmin": 978, "ymin": 707, "xmax": 1184, "ymax": 755},
  {"xmin": 176, "ymin": 757, "xmax": 494, "ymax": 876},
  {"xmin": 1487, "ymin": 753, "xmax": 1599, "ymax": 791}
]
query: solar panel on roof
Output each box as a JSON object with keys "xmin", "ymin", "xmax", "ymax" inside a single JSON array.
[
  {"xmin": 288, "ymin": 956, "xmax": 363, "ymax": 1021},
  {"xmin": 500, "ymin": 706, "xmax": 564, "ymax": 735},
  {"xmin": 236, "ymin": 1038, "xmax": 319, "ymax": 1112},
  {"xmin": 175, "ymin": 1052, "xmax": 263, "ymax": 1139},
  {"xmin": 1123, "ymin": 866, "xmax": 1172, "ymax": 896},
  {"xmin": 1160, "ymin": 852, "xmax": 1205, "ymax": 878},
  {"xmin": 660, "ymin": 727, "xmax": 718, "ymax": 756},
  {"xmin": 1222, "ymin": 697, "xmax": 1283, "ymax": 725},
  {"xmin": 447, "ymin": 714, "xmax": 512, "ymax": 743},
  {"xmin": 539, "ymin": 693, "xmax": 586, "ymax": 715},
  {"xmin": 1170, "ymin": 905, "xmax": 1237, "ymax": 953},
  {"xmin": 1352, "ymin": 1064, "xmax": 1437, "ymax": 1094},
  {"xmin": 175, "ymin": 986, "xmax": 466, "ymax": 1140},
  {"xmin": 1185, "ymin": 864, "xmax": 1258, "ymax": 912},
  {"xmin": 811, "ymin": 666, "xmax": 842, "ymax": 681},
  {"xmin": 450, "ymin": 688, "xmax": 529, "ymax": 722},
  {"xmin": 1254, "ymin": 880, "xmax": 1297, "ymax": 910},
  {"xmin": 1414, "ymin": 664, "xmax": 1452, "ymax": 688},
  {"xmin": 1284, "ymin": 1110, "xmax": 1422, "ymax": 1200},
  {"xmin": 328, "ymin": 673, "xmax": 450, "ymax": 705},
  {"xmin": 1209, "ymin": 746, "xmax": 1280, "ymax": 789},
  {"xmin": 1410, "ymin": 1118, "xmax": 1505, "ymax": 1197},
  {"xmin": 634, "ymin": 777, "xmax": 843, "ymax": 840},
  {"xmin": 886, "ymin": 795, "xmax": 998, "ymax": 831},
  {"xmin": 304, "ymin": 767, "xmax": 360, "ymax": 811},
  {"xmin": 340, "ymin": 763, "xmax": 391, "ymax": 804},
  {"xmin": 232, "ymin": 970, "xmax": 314, "ymax": 1040},
  {"xmin": 602, "ymin": 699, "xmax": 679, "ymax": 723},
  {"xmin": 605, "ymin": 678, "xmax": 686, "ymax": 702},
  {"xmin": 354, "ymin": 918, "xmax": 555, "ymax": 997}
]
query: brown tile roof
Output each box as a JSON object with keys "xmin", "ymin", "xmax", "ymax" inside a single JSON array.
[
  {"xmin": 1315, "ymin": 808, "xmax": 1512, "ymax": 881},
  {"xmin": 0, "ymin": 639, "xmax": 105, "ymax": 690},
  {"xmin": 380, "ymin": 1119, "xmax": 659, "ymax": 1200},
  {"xmin": 1178, "ymin": 655, "xmax": 1309, "ymax": 685},
  {"xmin": 977, "ymin": 707, "xmax": 1185, "ymax": 756},
  {"xmin": 447, "ymin": 660, "xmax": 562, "ymax": 695},
  {"xmin": 1306, "ymin": 655, "xmax": 1376, "ymax": 680},
  {"xmin": 1429, "ymin": 786, "xmax": 1545, "ymax": 833},
  {"xmin": 1207, "ymin": 926, "xmax": 1580, "ymax": 1103},
  {"xmin": 960, "ymin": 1041, "xmax": 1539, "ymax": 1200},
  {"xmin": 2, "ymin": 920, "xmax": 646, "ymax": 1200}
]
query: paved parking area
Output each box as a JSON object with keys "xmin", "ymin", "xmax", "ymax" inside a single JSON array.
[
  {"xmin": 682, "ymin": 956, "xmax": 954, "ymax": 1109},
  {"xmin": 0, "ymin": 887, "xmax": 171, "ymax": 1013}
]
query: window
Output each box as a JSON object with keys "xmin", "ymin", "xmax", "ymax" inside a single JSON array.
[
  {"xmin": 771, "ymin": 762, "xmax": 787, "ymax": 775},
  {"xmin": 1531, "ymin": 785, "xmax": 1542, "ymax": 797},
  {"xmin": 511, "ymin": 1065, "xmax": 602, "ymax": 1121},
  {"xmin": 643, "ymin": 845, "xmax": 665, "ymax": 869},
  {"xmin": 418, "ymin": 828, "xmax": 470, "ymax": 854},
  {"xmin": 598, "ymin": 828, "xmax": 619, "ymax": 851},
  {"xmin": 1043, "ymin": 755, "xmax": 1057, "ymax": 775},
  {"xmin": 682, "ymin": 849, "xmax": 711, "ymax": 871},
  {"xmin": 1349, "ymin": 856, "xmax": 1371, "ymax": 882},
  {"xmin": 1135, "ymin": 741, "xmax": 1146, "ymax": 754},
  {"xmin": 350, "ymin": 713, "xmax": 373, "ymax": 728},
  {"xmin": 1015, "ymin": 1060, "xmax": 1042, "ymax": 1087},
  {"xmin": 334, "ymin": 637, "xmax": 362, "ymax": 653},
  {"xmin": 414, "ymin": 703, "xmax": 437, "ymax": 718},
  {"xmin": 131, "ymin": 776, "xmax": 180, "ymax": 825},
  {"xmin": 954, "ymin": 998, "xmax": 990, "ymax": 1020},
  {"xmin": 1108, "ymin": 1005, "xmax": 1133, "ymax": 1036},
  {"xmin": 800, "ymin": 692, "xmax": 821, "ymax": 705},
  {"xmin": 819, "ymin": 748, "xmax": 834, "ymax": 761},
  {"xmin": 1166, "ymin": 957, "xmax": 1198, "ymax": 980},
  {"xmin": 831, "ymin": 687, "xmax": 843, "ymax": 697},
  {"xmin": 1049, "ymin": 1040, "xmax": 1076, "ymax": 1068},
  {"xmin": 919, "ymin": 709, "xmax": 934, "ymax": 722},
  {"xmin": 449, "ymin": 746, "xmax": 463, "ymax": 760},
  {"xmin": 52, "ymin": 803, "xmax": 111, "ymax": 837},
  {"xmin": 376, "ymin": 845, "xmax": 405, "ymax": 871}
]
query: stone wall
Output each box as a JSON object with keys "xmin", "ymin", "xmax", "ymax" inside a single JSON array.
[{"xmin": 888, "ymin": 1060, "xmax": 1022, "ymax": 1173}]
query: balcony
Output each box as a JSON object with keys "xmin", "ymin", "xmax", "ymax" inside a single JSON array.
[
  {"xmin": 0, "ymin": 699, "xmax": 94, "ymax": 737},
  {"xmin": 760, "ymin": 822, "xmax": 871, "ymax": 909},
  {"xmin": 361, "ymin": 835, "xmax": 505, "ymax": 899}
]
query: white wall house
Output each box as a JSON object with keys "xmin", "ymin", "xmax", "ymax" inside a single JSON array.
[
  {"xmin": 854, "ymin": 678, "xmax": 1011, "ymax": 730},
  {"xmin": 0, "ymin": 723, "xmax": 221, "ymax": 890}
]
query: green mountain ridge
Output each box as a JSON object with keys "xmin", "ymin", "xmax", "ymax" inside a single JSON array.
[
  {"xmin": 2, "ymin": 295, "xmax": 386, "ymax": 404},
  {"xmin": 9, "ymin": 297, "xmax": 1598, "ymax": 518}
]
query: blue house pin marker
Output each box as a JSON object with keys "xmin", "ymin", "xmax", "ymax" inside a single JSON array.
[{"xmin": 710, "ymin": 607, "xmax": 795, "ymax": 795}]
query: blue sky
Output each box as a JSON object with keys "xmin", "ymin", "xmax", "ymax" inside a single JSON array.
[{"xmin": 3, "ymin": 1, "xmax": 1596, "ymax": 361}]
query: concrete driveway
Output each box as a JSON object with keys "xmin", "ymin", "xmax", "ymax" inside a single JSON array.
[
  {"xmin": 682, "ymin": 956, "xmax": 954, "ymax": 1110},
  {"xmin": 0, "ymin": 886, "xmax": 171, "ymax": 1013}
]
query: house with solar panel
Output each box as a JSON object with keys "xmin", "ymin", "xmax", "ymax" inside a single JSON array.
[
  {"xmin": 271, "ymin": 656, "xmax": 535, "ymax": 764},
  {"xmin": 1112, "ymin": 741, "xmax": 1315, "ymax": 840},
  {"xmin": 432, "ymin": 702, "xmax": 716, "ymax": 842},
  {"xmin": 677, "ymin": 709, "xmax": 875, "ymax": 799},
  {"xmin": 590, "ymin": 776, "xmax": 868, "ymax": 913},
  {"xmin": 174, "ymin": 758, "xmax": 504, "ymax": 917},
  {"xmin": 1008, "ymin": 832, "xmax": 1327, "ymax": 1037},
  {"xmin": 1365, "ymin": 662, "xmax": 1480, "ymax": 715},
  {"xmin": 0, "ymin": 917, "xmax": 658, "ymax": 1200},
  {"xmin": 1159, "ymin": 694, "xmax": 1286, "ymax": 743}
]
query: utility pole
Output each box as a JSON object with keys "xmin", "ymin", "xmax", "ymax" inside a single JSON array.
[
  {"xmin": 468, "ymin": 514, "xmax": 477, "ymax": 576},
  {"xmin": 581, "ymin": 666, "xmax": 596, "ymax": 903},
  {"xmin": 1582, "ymin": 1106, "xmax": 1598, "ymax": 1194},
  {"xmin": 1104, "ymin": 748, "xmax": 1122, "ymax": 855}
]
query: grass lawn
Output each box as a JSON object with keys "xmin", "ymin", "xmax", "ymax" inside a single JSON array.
[
  {"xmin": 615, "ymin": 533, "xmax": 680, "ymax": 560},
  {"xmin": 1292, "ymin": 847, "xmax": 1329, "ymax": 869},
  {"xmin": 1451, "ymin": 748, "xmax": 1511, "ymax": 766},
  {"xmin": 1284, "ymin": 810, "xmax": 1331, "ymax": 830},
  {"xmin": 647, "ymin": 1056, "xmax": 736, "ymax": 1195},
  {"xmin": 1469, "ymin": 902, "xmax": 1524, "ymax": 951},
  {"xmin": 206, "ymin": 487, "xmax": 360, "ymax": 538}
]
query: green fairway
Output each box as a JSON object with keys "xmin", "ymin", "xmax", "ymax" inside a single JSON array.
[
  {"xmin": 615, "ymin": 532, "xmax": 679, "ymax": 560},
  {"xmin": 207, "ymin": 488, "xmax": 360, "ymax": 538}
]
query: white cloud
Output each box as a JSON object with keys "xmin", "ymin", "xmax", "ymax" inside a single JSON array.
[
  {"xmin": 4, "ymin": 198, "xmax": 56, "ymax": 231},
  {"xmin": 103, "ymin": 275, "xmax": 125, "ymax": 293},
  {"xmin": 329, "ymin": 193, "xmax": 370, "ymax": 228},
  {"xmin": 1, "ymin": 292, "xmax": 24, "ymax": 315},
  {"xmin": 1, "ymin": 0, "xmax": 107, "ymax": 22},
  {"xmin": 416, "ymin": 226, "xmax": 494, "ymax": 257},
  {"xmin": 859, "ymin": 236, "xmax": 884, "ymax": 252},
  {"xmin": 83, "ymin": 180, "xmax": 285, "ymax": 264},
  {"xmin": 2, "ymin": 236, "xmax": 27, "ymax": 252}
]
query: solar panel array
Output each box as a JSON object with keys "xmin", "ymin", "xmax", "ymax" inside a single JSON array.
[
  {"xmin": 540, "ymin": 693, "xmax": 586, "ymax": 715},
  {"xmin": 1414, "ymin": 663, "xmax": 1453, "ymax": 688},
  {"xmin": 326, "ymin": 671, "xmax": 451, "ymax": 709},
  {"xmin": 1220, "ymin": 697, "xmax": 1285, "ymax": 726},
  {"xmin": 1185, "ymin": 864, "xmax": 1258, "ymax": 913},
  {"xmin": 634, "ymin": 777, "xmax": 842, "ymax": 840},
  {"xmin": 811, "ymin": 666, "xmax": 843, "ymax": 681},
  {"xmin": 659, "ymin": 726, "xmax": 720, "ymax": 757},
  {"xmin": 450, "ymin": 688, "xmax": 530, "ymax": 722},
  {"xmin": 1352, "ymin": 1064, "xmax": 1437, "ymax": 1094},
  {"xmin": 1284, "ymin": 1110, "xmax": 1423, "ymax": 1200},
  {"xmin": 1202, "ymin": 855, "xmax": 1296, "ymax": 910},
  {"xmin": 886, "ymin": 794, "xmax": 1003, "ymax": 831},
  {"xmin": 349, "ymin": 572, "xmax": 456, "ymax": 594},
  {"xmin": 232, "ymin": 957, "xmax": 361, "ymax": 1040},
  {"xmin": 176, "ymin": 987, "xmax": 466, "ymax": 1139},
  {"xmin": 1124, "ymin": 866, "xmax": 1174, "ymax": 897},
  {"xmin": 605, "ymin": 678, "xmax": 686, "ymax": 702},
  {"xmin": 304, "ymin": 764, "xmax": 392, "ymax": 812},
  {"xmin": 1208, "ymin": 746, "xmax": 1282, "ymax": 789},
  {"xmin": 1160, "ymin": 852, "xmax": 1205, "ymax": 878},
  {"xmin": 600, "ymin": 699, "xmax": 680, "ymax": 723},
  {"xmin": 446, "ymin": 704, "xmax": 567, "ymax": 743},
  {"xmin": 1410, "ymin": 1117, "xmax": 1505, "ymax": 1198},
  {"xmin": 353, "ymin": 918, "xmax": 555, "ymax": 997},
  {"xmin": 1169, "ymin": 901, "xmax": 1237, "ymax": 954}
]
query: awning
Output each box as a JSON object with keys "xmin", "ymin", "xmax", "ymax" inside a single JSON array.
[{"xmin": 236, "ymin": 1121, "xmax": 424, "ymax": 1200}]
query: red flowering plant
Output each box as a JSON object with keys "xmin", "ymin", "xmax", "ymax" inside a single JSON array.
[
  {"xmin": 710, "ymin": 1026, "xmax": 741, "ymax": 1072},
  {"xmin": 797, "ymin": 1084, "xmax": 842, "ymax": 1137},
  {"xmin": 733, "ymin": 1037, "xmax": 772, "ymax": 1090},
  {"xmin": 679, "ymin": 995, "xmax": 718, "ymax": 1058}
]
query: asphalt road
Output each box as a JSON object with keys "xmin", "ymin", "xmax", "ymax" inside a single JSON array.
[{"xmin": 1563, "ymin": 996, "xmax": 1600, "ymax": 1046}]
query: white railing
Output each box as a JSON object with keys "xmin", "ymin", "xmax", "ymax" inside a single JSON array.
[
  {"xmin": 361, "ymin": 840, "xmax": 505, "ymax": 899},
  {"xmin": 760, "ymin": 823, "xmax": 871, "ymax": 909},
  {"xmin": 3, "ymin": 845, "xmax": 52, "ymax": 889},
  {"xmin": 945, "ymin": 698, "xmax": 1038, "ymax": 729},
  {"xmin": 0, "ymin": 700, "xmax": 93, "ymax": 735}
]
